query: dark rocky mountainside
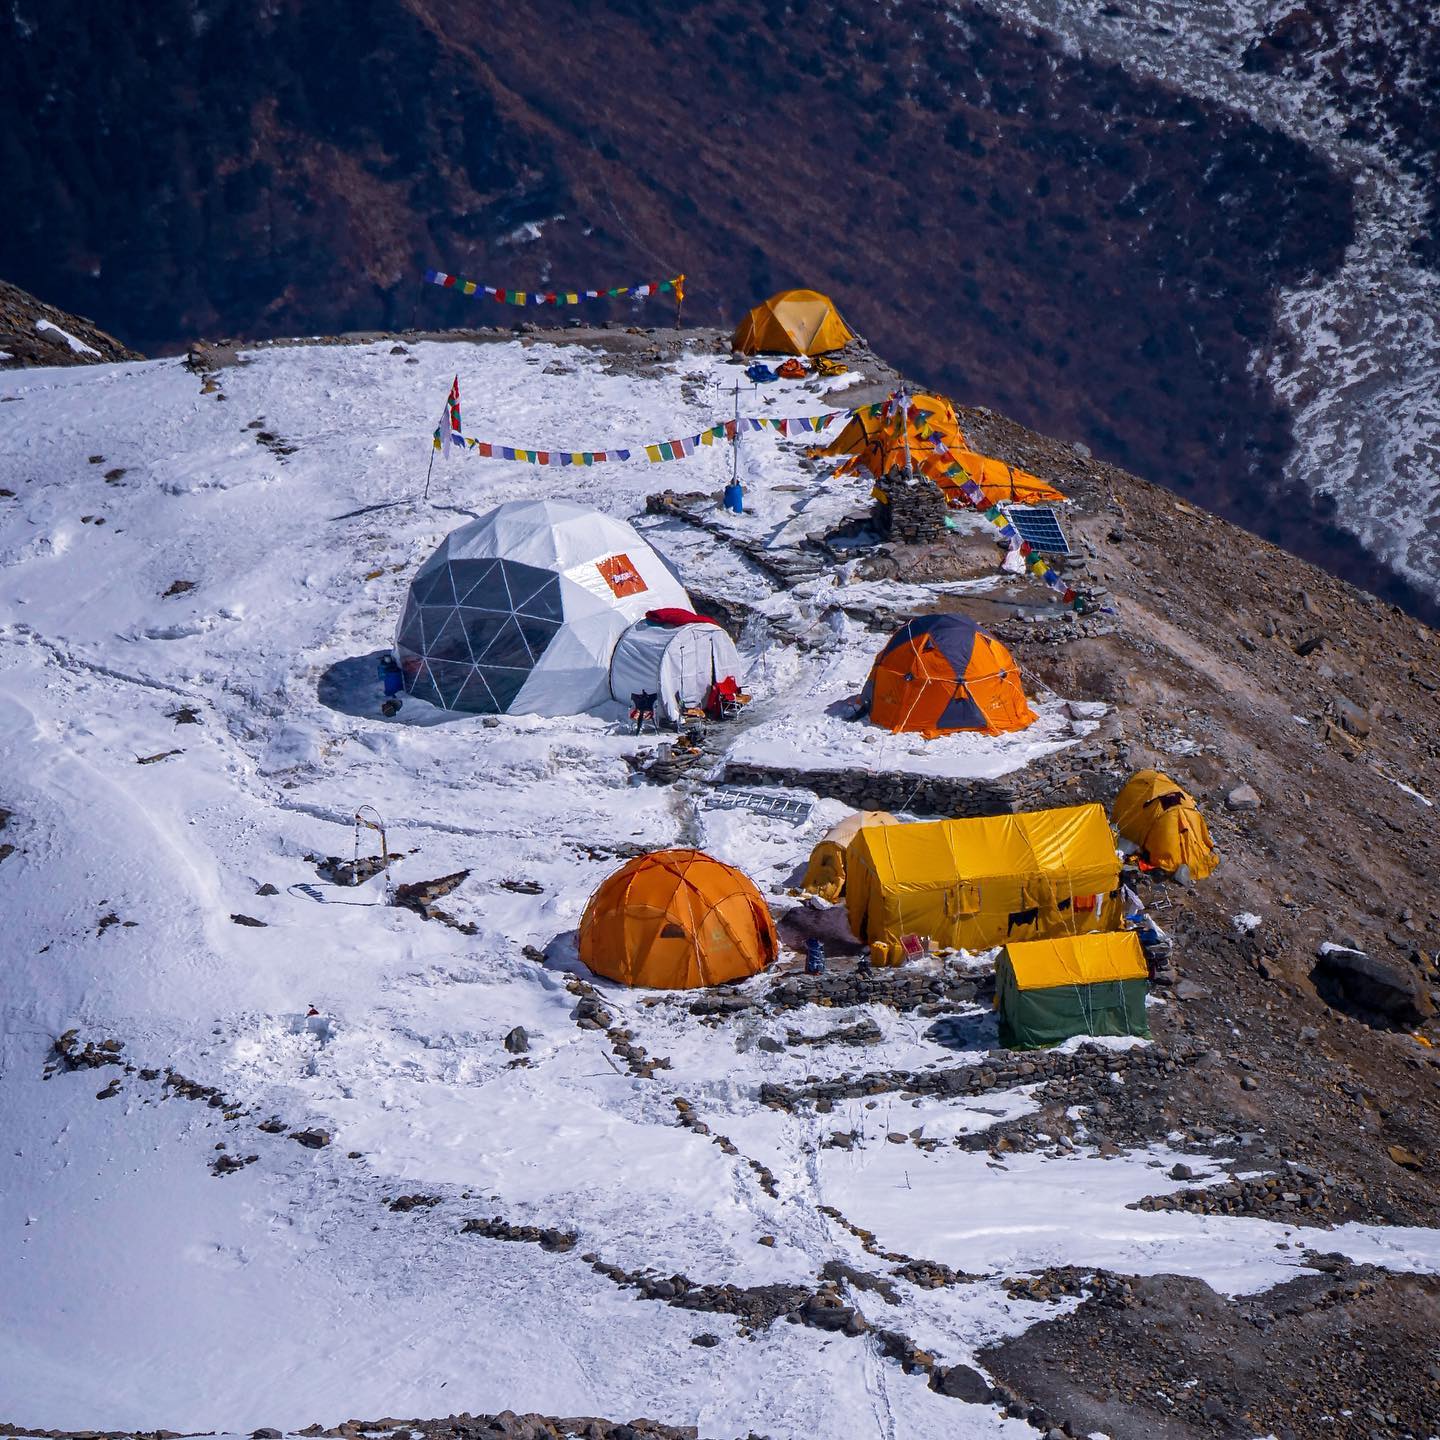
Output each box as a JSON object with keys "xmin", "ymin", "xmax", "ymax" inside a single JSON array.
[
  {"xmin": 2, "ymin": 0, "xmax": 1437, "ymax": 620},
  {"xmin": 0, "ymin": 279, "xmax": 142, "ymax": 368}
]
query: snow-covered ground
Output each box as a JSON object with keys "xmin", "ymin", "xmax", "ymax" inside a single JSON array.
[{"xmin": 2, "ymin": 339, "xmax": 1438, "ymax": 1436}]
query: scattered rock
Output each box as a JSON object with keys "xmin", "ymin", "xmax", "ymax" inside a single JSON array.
[
  {"xmin": 504, "ymin": 1026, "xmax": 530, "ymax": 1054},
  {"xmin": 230, "ymin": 913, "xmax": 267, "ymax": 927},
  {"xmin": 930, "ymin": 1362, "xmax": 994, "ymax": 1402},
  {"xmin": 1226, "ymin": 783, "xmax": 1261, "ymax": 811},
  {"xmin": 289, "ymin": 1128, "xmax": 331, "ymax": 1149},
  {"xmin": 1386, "ymin": 1145, "xmax": 1423, "ymax": 1171}
]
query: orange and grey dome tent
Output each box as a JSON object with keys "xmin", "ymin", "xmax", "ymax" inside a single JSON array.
[
  {"xmin": 733, "ymin": 290, "xmax": 855, "ymax": 356},
  {"xmin": 861, "ymin": 614, "xmax": 1036, "ymax": 737},
  {"xmin": 822, "ymin": 392, "xmax": 1065, "ymax": 506},
  {"xmin": 1112, "ymin": 769, "xmax": 1218, "ymax": 882},
  {"xmin": 578, "ymin": 848, "xmax": 779, "ymax": 989}
]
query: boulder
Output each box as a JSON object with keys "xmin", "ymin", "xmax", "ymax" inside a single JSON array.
[
  {"xmin": 1311, "ymin": 947, "xmax": 1436, "ymax": 1028},
  {"xmin": 1226, "ymin": 783, "xmax": 1261, "ymax": 811},
  {"xmin": 504, "ymin": 1026, "xmax": 530, "ymax": 1054},
  {"xmin": 1334, "ymin": 695, "xmax": 1372, "ymax": 737},
  {"xmin": 930, "ymin": 1363, "xmax": 994, "ymax": 1402}
]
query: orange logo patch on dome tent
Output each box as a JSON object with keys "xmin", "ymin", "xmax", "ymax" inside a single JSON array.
[{"xmin": 596, "ymin": 553, "xmax": 647, "ymax": 598}]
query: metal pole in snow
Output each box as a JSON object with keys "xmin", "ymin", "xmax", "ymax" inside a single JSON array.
[
  {"xmin": 731, "ymin": 379, "xmax": 741, "ymax": 483},
  {"xmin": 422, "ymin": 396, "xmax": 447, "ymax": 502}
]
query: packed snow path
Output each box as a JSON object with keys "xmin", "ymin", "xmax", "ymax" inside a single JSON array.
[{"xmin": 2, "ymin": 341, "xmax": 1438, "ymax": 1436}]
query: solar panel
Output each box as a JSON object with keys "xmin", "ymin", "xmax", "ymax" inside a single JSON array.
[
  {"xmin": 702, "ymin": 788, "xmax": 814, "ymax": 825},
  {"xmin": 1005, "ymin": 505, "xmax": 1071, "ymax": 555}
]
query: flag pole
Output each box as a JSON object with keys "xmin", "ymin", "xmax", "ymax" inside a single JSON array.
[{"xmin": 422, "ymin": 430, "xmax": 438, "ymax": 502}]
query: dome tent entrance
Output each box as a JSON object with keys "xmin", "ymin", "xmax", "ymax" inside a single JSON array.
[
  {"xmin": 862, "ymin": 614, "xmax": 1036, "ymax": 737},
  {"xmin": 996, "ymin": 931, "xmax": 1150, "ymax": 1049},
  {"xmin": 395, "ymin": 499, "xmax": 690, "ymax": 715},
  {"xmin": 1112, "ymin": 769, "xmax": 1218, "ymax": 882},
  {"xmin": 608, "ymin": 618, "xmax": 741, "ymax": 726},
  {"xmin": 579, "ymin": 849, "xmax": 778, "ymax": 989},
  {"xmin": 732, "ymin": 289, "xmax": 855, "ymax": 356}
]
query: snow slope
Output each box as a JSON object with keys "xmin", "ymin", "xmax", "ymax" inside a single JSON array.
[{"xmin": 1, "ymin": 339, "xmax": 1437, "ymax": 1436}]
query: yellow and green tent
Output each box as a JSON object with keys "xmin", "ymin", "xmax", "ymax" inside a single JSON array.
[{"xmin": 996, "ymin": 931, "xmax": 1150, "ymax": 1049}]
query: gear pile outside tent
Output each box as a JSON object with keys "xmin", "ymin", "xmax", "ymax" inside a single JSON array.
[
  {"xmin": 732, "ymin": 289, "xmax": 855, "ymax": 356},
  {"xmin": 861, "ymin": 614, "xmax": 1036, "ymax": 737},
  {"xmin": 395, "ymin": 499, "xmax": 691, "ymax": 715},
  {"xmin": 996, "ymin": 931, "xmax": 1151, "ymax": 1049},
  {"xmin": 800, "ymin": 811, "xmax": 900, "ymax": 903},
  {"xmin": 1112, "ymin": 769, "xmax": 1220, "ymax": 882},
  {"xmin": 579, "ymin": 849, "xmax": 779, "ymax": 989},
  {"xmin": 845, "ymin": 804, "xmax": 1123, "ymax": 965},
  {"xmin": 823, "ymin": 391, "xmax": 1066, "ymax": 506}
]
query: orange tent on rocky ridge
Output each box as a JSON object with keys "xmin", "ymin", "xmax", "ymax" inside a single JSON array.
[
  {"xmin": 1112, "ymin": 770, "xmax": 1219, "ymax": 882},
  {"xmin": 861, "ymin": 614, "xmax": 1036, "ymax": 737},
  {"xmin": 578, "ymin": 849, "xmax": 778, "ymax": 989},
  {"xmin": 823, "ymin": 392, "xmax": 1065, "ymax": 506},
  {"xmin": 732, "ymin": 290, "xmax": 855, "ymax": 355}
]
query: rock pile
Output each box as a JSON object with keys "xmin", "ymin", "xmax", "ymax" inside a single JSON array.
[
  {"xmin": 761, "ymin": 1040, "xmax": 1193, "ymax": 1110},
  {"xmin": 875, "ymin": 467, "xmax": 950, "ymax": 544},
  {"xmin": 462, "ymin": 1217, "xmax": 577, "ymax": 1252},
  {"xmin": 1132, "ymin": 1171, "xmax": 1331, "ymax": 1221},
  {"xmin": 566, "ymin": 977, "xmax": 671, "ymax": 1078},
  {"xmin": 762, "ymin": 964, "xmax": 983, "ymax": 1014}
]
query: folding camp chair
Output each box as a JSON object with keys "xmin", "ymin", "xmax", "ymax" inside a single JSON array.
[{"xmin": 630, "ymin": 691, "xmax": 659, "ymax": 735}]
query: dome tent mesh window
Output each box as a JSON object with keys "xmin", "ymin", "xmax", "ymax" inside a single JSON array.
[{"xmin": 397, "ymin": 558, "xmax": 565, "ymax": 711}]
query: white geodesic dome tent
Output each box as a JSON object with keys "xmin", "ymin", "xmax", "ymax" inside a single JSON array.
[
  {"xmin": 608, "ymin": 619, "xmax": 742, "ymax": 725},
  {"xmin": 395, "ymin": 499, "xmax": 691, "ymax": 715}
]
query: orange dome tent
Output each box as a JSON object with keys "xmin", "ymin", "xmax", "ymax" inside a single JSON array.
[
  {"xmin": 822, "ymin": 392, "xmax": 1066, "ymax": 506},
  {"xmin": 862, "ymin": 614, "xmax": 1036, "ymax": 737},
  {"xmin": 578, "ymin": 849, "xmax": 778, "ymax": 989},
  {"xmin": 732, "ymin": 290, "xmax": 855, "ymax": 356}
]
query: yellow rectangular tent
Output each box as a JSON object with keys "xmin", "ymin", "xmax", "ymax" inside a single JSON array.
[
  {"xmin": 997, "ymin": 931, "xmax": 1150, "ymax": 1048},
  {"xmin": 844, "ymin": 804, "xmax": 1122, "ymax": 963}
]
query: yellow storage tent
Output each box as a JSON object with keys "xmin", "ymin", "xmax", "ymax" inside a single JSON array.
[
  {"xmin": 1111, "ymin": 769, "xmax": 1218, "ymax": 882},
  {"xmin": 997, "ymin": 931, "xmax": 1150, "ymax": 1048},
  {"xmin": 800, "ymin": 811, "xmax": 900, "ymax": 902},
  {"xmin": 844, "ymin": 804, "xmax": 1122, "ymax": 964},
  {"xmin": 732, "ymin": 290, "xmax": 855, "ymax": 356}
]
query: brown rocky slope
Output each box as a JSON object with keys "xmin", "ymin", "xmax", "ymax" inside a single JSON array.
[{"xmin": 4, "ymin": 0, "xmax": 1437, "ymax": 620}]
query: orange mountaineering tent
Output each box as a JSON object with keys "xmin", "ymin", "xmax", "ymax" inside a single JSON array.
[
  {"xmin": 578, "ymin": 848, "xmax": 778, "ymax": 989},
  {"xmin": 732, "ymin": 290, "xmax": 855, "ymax": 355},
  {"xmin": 1112, "ymin": 769, "xmax": 1219, "ymax": 882},
  {"xmin": 822, "ymin": 392, "xmax": 1065, "ymax": 506},
  {"xmin": 823, "ymin": 392, "xmax": 967, "ymax": 474},
  {"xmin": 862, "ymin": 614, "xmax": 1036, "ymax": 737}
]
